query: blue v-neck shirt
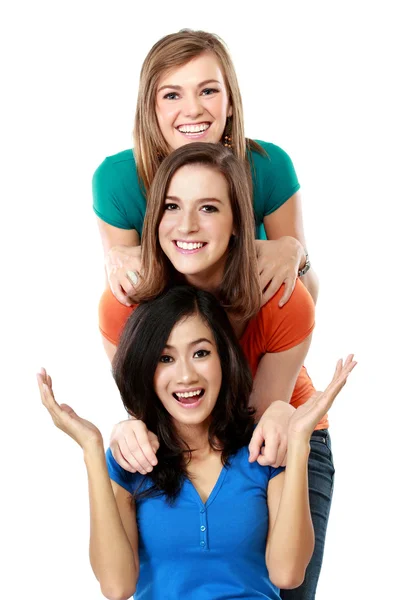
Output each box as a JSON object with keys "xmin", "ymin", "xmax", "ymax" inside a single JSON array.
[{"xmin": 106, "ymin": 446, "xmax": 283, "ymax": 599}]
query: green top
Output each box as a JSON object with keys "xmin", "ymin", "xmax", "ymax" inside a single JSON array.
[{"xmin": 92, "ymin": 140, "xmax": 300, "ymax": 240}]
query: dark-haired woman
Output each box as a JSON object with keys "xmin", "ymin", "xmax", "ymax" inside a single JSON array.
[{"xmin": 38, "ymin": 286, "xmax": 355, "ymax": 600}]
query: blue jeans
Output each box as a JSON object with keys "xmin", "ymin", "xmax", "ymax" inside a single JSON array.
[{"xmin": 280, "ymin": 429, "xmax": 335, "ymax": 600}]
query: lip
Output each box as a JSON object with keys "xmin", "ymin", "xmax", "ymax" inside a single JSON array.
[
  {"xmin": 173, "ymin": 240, "xmax": 207, "ymax": 255},
  {"xmin": 175, "ymin": 121, "xmax": 211, "ymax": 140},
  {"xmin": 173, "ymin": 388, "xmax": 205, "ymax": 409}
]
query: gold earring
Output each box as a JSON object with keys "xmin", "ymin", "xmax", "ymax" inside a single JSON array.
[{"xmin": 223, "ymin": 134, "xmax": 233, "ymax": 149}]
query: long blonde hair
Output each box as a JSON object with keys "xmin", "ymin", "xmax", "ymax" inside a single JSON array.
[
  {"xmin": 133, "ymin": 29, "xmax": 264, "ymax": 192},
  {"xmin": 134, "ymin": 143, "xmax": 261, "ymax": 321}
]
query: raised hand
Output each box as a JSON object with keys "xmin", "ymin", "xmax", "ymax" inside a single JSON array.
[
  {"xmin": 37, "ymin": 368, "xmax": 103, "ymax": 450},
  {"xmin": 288, "ymin": 355, "xmax": 357, "ymax": 440},
  {"xmin": 110, "ymin": 419, "xmax": 160, "ymax": 475}
]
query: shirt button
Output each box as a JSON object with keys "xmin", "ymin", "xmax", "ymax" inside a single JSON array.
[
  {"xmin": 200, "ymin": 508, "xmax": 205, "ymax": 513},
  {"xmin": 200, "ymin": 525, "xmax": 206, "ymax": 531},
  {"xmin": 200, "ymin": 541, "xmax": 205, "ymax": 547}
]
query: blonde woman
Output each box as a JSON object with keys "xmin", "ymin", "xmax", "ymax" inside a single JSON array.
[{"xmin": 93, "ymin": 29, "xmax": 318, "ymax": 323}]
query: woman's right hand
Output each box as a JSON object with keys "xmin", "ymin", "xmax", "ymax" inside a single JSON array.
[
  {"xmin": 110, "ymin": 418, "xmax": 160, "ymax": 475},
  {"xmin": 105, "ymin": 245, "xmax": 142, "ymax": 306},
  {"xmin": 38, "ymin": 368, "xmax": 103, "ymax": 451}
]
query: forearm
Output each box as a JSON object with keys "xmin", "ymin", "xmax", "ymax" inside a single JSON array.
[
  {"xmin": 84, "ymin": 444, "xmax": 137, "ymax": 598},
  {"xmin": 266, "ymin": 440, "xmax": 314, "ymax": 587}
]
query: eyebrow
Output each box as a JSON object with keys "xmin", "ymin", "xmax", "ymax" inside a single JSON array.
[
  {"xmin": 165, "ymin": 195, "xmax": 223, "ymax": 205},
  {"xmin": 164, "ymin": 337, "xmax": 213, "ymax": 350},
  {"xmin": 158, "ymin": 79, "xmax": 222, "ymax": 92}
]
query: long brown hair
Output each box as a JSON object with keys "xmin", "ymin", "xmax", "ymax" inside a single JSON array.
[
  {"xmin": 134, "ymin": 143, "xmax": 261, "ymax": 321},
  {"xmin": 133, "ymin": 29, "xmax": 264, "ymax": 192}
]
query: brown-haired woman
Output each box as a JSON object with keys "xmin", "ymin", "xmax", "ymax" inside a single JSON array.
[
  {"xmin": 93, "ymin": 29, "xmax": 318, "ymax": 319},
  {"xmin": 100, "ymin": 143, "xmax": 330, "ymax": 600}
]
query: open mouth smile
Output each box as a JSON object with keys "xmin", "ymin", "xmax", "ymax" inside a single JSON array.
[
  {"xmin": 176, "ymin": 122, "xmax": 211, "ymax": 138},
  {"xmin": 173, "ymin": 388, "xmax": 205, "ymax": 408},
  {"xmin": 174, "ymin": 240, "xmax": 207, "ymax": 254}
]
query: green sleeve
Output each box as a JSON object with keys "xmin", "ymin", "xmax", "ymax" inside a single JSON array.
[
  {"xmin": 251, "ymin": 141, "xmax": 301, "ymax": 218},
  {"xmin": 92, "ymin": 157, "xmax": 132, "ymax": 229}
]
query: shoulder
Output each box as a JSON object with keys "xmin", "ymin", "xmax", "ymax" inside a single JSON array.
[
  {"xmin": 106, "ymin": 447, "xmax": 147, "ymax": 494},
  {"xmin": 93, "ymin": 149, "xmax": 136, "ymax": 183},
  {"xmin": 230, "ymin": 446, "xmax": 282, "ymax": 485},
  {"xmin": 249, "ymin": 139, "xmax": 295, "ymax": 170}
]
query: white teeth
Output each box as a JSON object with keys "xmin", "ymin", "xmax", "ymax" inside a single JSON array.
[
  {"xmin": 176, "ymin": 241, "xmax": 204, "ymax": 250},
  {"xmin": 176, "ymin": 390, "xmax": 202, "ymax": 398},
  {"xmin": 178, "ymin": 123, "xmax": 210, "ymax": 134}
]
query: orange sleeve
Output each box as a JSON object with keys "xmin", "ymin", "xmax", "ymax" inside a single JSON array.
[
  {"xmin": 264, "ymin": 279, "xmax": 315, "ymax": 352},
  {"xmin": 98, "ymin": 288, "xmax": 137, "ymax": 346}
]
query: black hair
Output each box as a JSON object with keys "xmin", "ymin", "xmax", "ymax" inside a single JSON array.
[{"xmin": 112, "ymin": 285, "xmax": 255, "ymax": 503}]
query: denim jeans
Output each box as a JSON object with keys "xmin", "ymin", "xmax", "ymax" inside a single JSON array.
[{"xmin": 280, "ymin": 429, "xmax": 335, "ymax": 600}]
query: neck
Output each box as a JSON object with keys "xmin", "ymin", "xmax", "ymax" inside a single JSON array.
[
  {"xmin": 183, "ymin": 263, "xmax": 225, "ymax": 295},
  {"xmin": 174, "ymin": 419, "xmax": 213, "ymax": 458}
]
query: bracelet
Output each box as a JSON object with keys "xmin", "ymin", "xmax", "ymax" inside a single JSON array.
[{"xmin": 298, "ymin": 250, "xmax": 311, "ymax": 277}]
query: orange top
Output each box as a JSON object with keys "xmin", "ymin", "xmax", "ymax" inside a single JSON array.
[{"xmin": 99, "ymin": 281, "xmax": 328, "ymax": 430}]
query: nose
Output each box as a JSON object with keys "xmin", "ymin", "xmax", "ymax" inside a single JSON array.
[
  {"xmin": 182, "ymin": 92, "xmax": 204, "ymax": 119},
  {"xmin": 176, "ymin": 358, "xmax": 199, "ymax": 386},
  {"xmin": 177, "ymin": 209, "xmax": 199, "ymax": 235}
]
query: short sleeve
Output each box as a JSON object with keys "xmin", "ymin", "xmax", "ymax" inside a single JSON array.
[
  {"xmin": 92, "ymin": 158, "xmax": 131, "ymax": 229},
  {"xmin": 106, "ymin": 448, "xmax": 140, "ymax": 494},
  {"xmin": 251, "ymin": 141, "xmax": 301, "ymax": 219},
  {"xmin": 264, "ymin": 279, "xmax": 315, "ymax": 352},
  {"xmin": 99, "ymin": 288, "xmax": 136, "ymax": 345},
  {"xmin": 268, "ymin": 465, "xmax": 285, "ymax": 480}
]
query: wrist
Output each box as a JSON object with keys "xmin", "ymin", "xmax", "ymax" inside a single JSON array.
[
  {"xmin": 83, "ymin": 439, "xmax": 105, "ymax": 464},
  {"xmin": 287, "ymin": 436, "xmax": 311, "ymax": 456}
]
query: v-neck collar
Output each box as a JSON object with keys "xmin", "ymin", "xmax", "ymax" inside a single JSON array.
[{"xmin": 185, "ymin": 452, "xmax": 238, "ymax": 509}]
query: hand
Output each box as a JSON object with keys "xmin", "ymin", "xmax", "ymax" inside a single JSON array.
[
  {"xmin": 37, "ymin": 368, "xmax": 103, "ymax": 450},
  {"xmin": 110, "ymin": 418, "xmax": 160, "ymax": 475},
  {"xmin": 105, "ymin": 245, "xmax": 142, "ymax": 306},
  {"xmin": 256, "ymin": 237, "xmax": 304, "ymax": 307},
  {"xmin": 248, "ymin": 401, "xmax": 295, "ymax": 467},
  {"xmin": 288, "ymin": 355, "xmax": 357, "ymax": 441}
]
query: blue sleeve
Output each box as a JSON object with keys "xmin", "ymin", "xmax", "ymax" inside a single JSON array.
[
  {"xmin": 268, "ymin": 465, "xmax": 285, "ymax": 480},
  {"xmin": 105, "ymin": 447, "xmax": 141, "ymax": 494}
]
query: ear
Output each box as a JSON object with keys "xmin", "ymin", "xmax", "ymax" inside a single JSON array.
[{"xmin": 228, "ymin": 104, "xmax": 233, "ymax": 118}]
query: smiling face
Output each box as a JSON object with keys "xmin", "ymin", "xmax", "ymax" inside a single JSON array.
[
  {"xmin": 153, "ymin": 313, "xmax": 222, "ymax": 428},
  {"xmin": 155, "ymin": 52, "xmax": 232, "ymax": 151},
  {"xmin": 158, "ymin": 163, "xmax": 234, "ymax": 289}
]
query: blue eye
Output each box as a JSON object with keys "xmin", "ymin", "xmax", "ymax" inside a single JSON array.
[
  {"xmin": 201, "ymin": 88, "xmax": 219, "ymax": 96},
  {"xmin": 194, "ymin": 349, "xmax": 211, "ymax": 358},
  {"xmin": 163, "ymin": 92, "xmax": 179, "ymax": 100}
]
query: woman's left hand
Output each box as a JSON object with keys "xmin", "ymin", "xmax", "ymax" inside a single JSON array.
[
  {"xmin": 288, "ymin": 355, "xmax": 357, "ymax": 441},
  {"xmin": 37, "ymin": 368, "xmax": 103, "ymax": 451},
  {"xmin": 256, "ymin": 237, "xmax": 304, "ymax": 307},
  {"xmin": 248, "ymin": 401, "xmax": 295, "ymax": 467}
]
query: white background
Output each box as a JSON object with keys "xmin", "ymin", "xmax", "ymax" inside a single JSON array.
[{"xmin": 1, "ymin": 1, "xmax": 399, "ymax": 598}]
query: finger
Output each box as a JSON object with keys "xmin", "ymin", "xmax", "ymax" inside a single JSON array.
[
  {"xmin": 261, "ymin": 276, "xmax": 282, "ymax": 305},
  {"xmin": 248, "ymin": 428, "xmax": 265, "ymax": 462},
  {"xmin": 110, "ymin": 280, "xmax": 133, "ymax": 307},
  {"xmin": 119, "ymin": 276, "xmax": 136, "ymax": 299},
  {"xmin": 257, "ymin": 432, "xmax": 280, "ymax": 466},
  {"xmin": 148, "ymin": 432, "xmax": 160, "ymax": 454},
  {"xmin": 278, "ymin": 276, "xmax": 297, "ymax": 307},
  {"xmin": 110, "ymin": 442, "xmax": 137, "ymax": 474},
  {"xmin": 124, "ymin": 433, "xmax": 155, "ymax": 473},
  {"xmin": 119, "ymin": 435, "xmax": 147, "ymax": 474},
  {"xmin": 135, "ymin": 429, "xmax": 158, "ymax": 467},
  {"xmin": 274, "ymin": 435, "xmax": 288, "ymax": 467}
]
